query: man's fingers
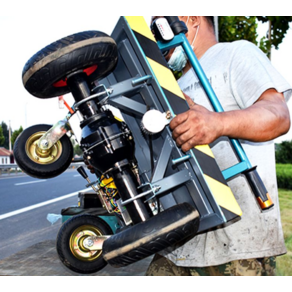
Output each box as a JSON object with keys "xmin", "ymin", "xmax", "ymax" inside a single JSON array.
[
  {"xmin": 183, "ymin": 92, "xmax": 196, "ymax": 108},
  {"xmin": 169, "ymin": 112, "xmax": 189, "ymax": 130},
  {"xmin": 172, "ymin": 122, "xmax": 190, "ymax": 141}
]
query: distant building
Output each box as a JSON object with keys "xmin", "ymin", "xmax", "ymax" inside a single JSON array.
[{"xmin": 0, "ymin": 147, "xmax": 15, "ymax": 165}]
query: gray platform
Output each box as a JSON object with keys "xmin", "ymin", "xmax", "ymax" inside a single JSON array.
[{"xmin": 0, "ymin": 240, "xmax": 153, "ymax": 276}]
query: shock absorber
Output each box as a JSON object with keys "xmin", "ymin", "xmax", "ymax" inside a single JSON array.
[{"xmin": 66, "ymin": 71, "xmax": 151, "ymax": 224}]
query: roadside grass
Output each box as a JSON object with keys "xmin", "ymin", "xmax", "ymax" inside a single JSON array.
[
  {"xmin": 276, "ymin": 164, "xmax": 292, "ymax": 190},
  {"xmin": 276, "ymin": 188, "xmax": 292, "ymax": 276}
]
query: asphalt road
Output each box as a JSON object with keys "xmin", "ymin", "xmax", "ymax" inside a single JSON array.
[{"xmin": 0, "ymin": 168, "xmax": 95, "ymax": 260}]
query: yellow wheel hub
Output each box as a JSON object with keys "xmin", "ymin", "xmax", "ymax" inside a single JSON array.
[
  {"xmin": 70, "ymin": 225, "xmax": 103, "ymax": 261},
  {"xmin": 25, "ymin": 131, "xmax": 62, "ymax": 165}
]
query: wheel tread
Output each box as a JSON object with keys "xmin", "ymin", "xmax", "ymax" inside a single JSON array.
[
  {"xmin": 103, "ymin": 203, "xmax": 200, "ymax": 268},
  {"xmin": 22, "ymin": 31, "xmax": 118, "ymax": 98}
]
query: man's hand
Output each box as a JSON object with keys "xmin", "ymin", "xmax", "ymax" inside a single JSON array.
[
  {"xmin": 169, "ymin": 93, "xmax": 223, "ymax": 152},
  {"xmin": 169, "ymin": 89, "xmax": 290, "ymax": 153}
]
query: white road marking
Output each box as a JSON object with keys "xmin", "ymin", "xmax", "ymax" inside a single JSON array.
[
  {"xmin": 15, "ymin": 180, "xmax": 47, "ymax": 186},
  {"xmin": 0, "ymin": 188, "xmax": 91, "ymax": 220}
]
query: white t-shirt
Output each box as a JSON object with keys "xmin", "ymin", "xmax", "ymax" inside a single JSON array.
[{"xmin": 161, "ymin": 40, "xmax": 291, "ymax": 267}]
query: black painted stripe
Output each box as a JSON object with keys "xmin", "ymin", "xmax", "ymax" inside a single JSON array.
[
  {"xmin": 192, "ymin": 148, "xmax": 228, "ymax": 186},
  {"xmin": 220, "ymin": 206, "xmax": 240, "ymax": 222},
  {"xmin": 162, "ymin": 87, "xmax": 188, "ymax": 114},
  {"xmin": 132, "ymin": 31, "xmax": 168, "ymax": 68}
]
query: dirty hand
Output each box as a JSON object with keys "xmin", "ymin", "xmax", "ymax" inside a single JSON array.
[{"xmin": 169, "ymin": 93, "xmax": 223, "ymax": 152}]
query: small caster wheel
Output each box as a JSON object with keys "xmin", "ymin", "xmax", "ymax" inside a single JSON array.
[
  {"xmin": 13, "ymin": 124, "xmax": 73, "ymax": 179},
  {"xmin": 56, "ymin": 214, "xmax": 113, "ymax": 274}
]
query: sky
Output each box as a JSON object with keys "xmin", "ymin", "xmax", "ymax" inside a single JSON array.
[{"xmin": 1, "ymin": 2, "xmax": 291, "ymax": 144}]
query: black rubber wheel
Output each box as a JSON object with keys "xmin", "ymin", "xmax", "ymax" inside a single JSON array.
[
  {"xmin": 103, "ymin": 203, "xmax": 200, "ymax": 267},
  {"xmin": 22, "ymin": 31, "xmax": 118, "ymax": 99},
  {"xmin": 56, "ymin": 214, "xmax": 113, "ymax": 274},
  {"xmin": 13, "ymin": 124, "xmax": 73, "ymax": 179}
]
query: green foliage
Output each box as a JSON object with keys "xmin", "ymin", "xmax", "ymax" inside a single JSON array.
[
  {"xmin": 276, "ymin": 164, "xmax": 292, "ymax": 190},
  {"xmin": 277, "ymin": 189, "xmax": 292, "ymax": 275},
  {"xmin": 257, "ymin": 16, "xmax": 292, "ymax": 48},
  {"xmin": 74, "ymin": 144, "xmax": 83, "ymax": 156},
  {"xmin": 257, "ymin": 16, "xmax": 292, "ymax": 59},
  {"xmin": 11, "ymin": 126, "xmax": 23, "ymax": 147},
  {"xmin": 219, "ymin": 16, "xmax": 258, "ymax": 44},
  {"xmin": 0, "ymin": 121, "xmax": 9, "ymax": 148},
  {"xmin": 71, "ymin": 138, "xmax": 83, "ymax": 156},
  {"xmin": 275, "ymin": 141, "xmax": 292, "ymax": 164},
  {"xmin": 218, "ymin": 16, "xmax": 292, "ymax": 59},
  {"xmin": 0, "ymin": 125, "xmax": 4, "ymax": 145}
]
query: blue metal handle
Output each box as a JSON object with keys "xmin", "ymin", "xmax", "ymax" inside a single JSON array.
[{"xmin": 157, "ymin": 34, "xmax": 252, "ymax": 179}]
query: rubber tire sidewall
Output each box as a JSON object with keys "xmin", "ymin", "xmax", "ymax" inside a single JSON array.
[
  {"xmin": 56, "ymin": 214, "xmax": 113, "ymax": 274},
  {"xmin": 13, "ymin": 124, "xmax": 73, "ymax": 179},
  {"xmin": 103, "ymin": 203, "xmax": 200, "ymax": 268},
  {"xmin": 22, "ymin": 31, "xmax": 118, "ymax": 99}
]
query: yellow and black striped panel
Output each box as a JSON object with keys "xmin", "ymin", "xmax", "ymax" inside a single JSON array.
[{"xmin": 124, "ymin": 16, "xmax": 242, "ymax": 218}]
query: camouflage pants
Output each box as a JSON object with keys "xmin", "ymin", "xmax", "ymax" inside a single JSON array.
[{"xmin": 145, "ymin": 254, "xmax": 276, "ymax": 276}]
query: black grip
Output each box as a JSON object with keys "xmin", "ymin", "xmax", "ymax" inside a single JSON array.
[
  {"xmin": 77, "ymin": 166, "xmax": 88, "ymax": 179},
  {"xmin": 244, "ymin": 166, "xmax": 274, "ymax": 210},
  {"xmin": 164, "ymin": 16, "xmax": 188, "ymax": 35}
]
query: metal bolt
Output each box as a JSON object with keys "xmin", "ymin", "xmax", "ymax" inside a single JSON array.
[
  {"xmin": 40, "ymin": 140, "xmax": 49, "ymax": 148},
  {"xmin": 166, "ymin": 111, "xmax": 172, "ymax": 119},
  {"xmin": 85, "ymin": 238, "xmax": 94, "ymax": 247}
]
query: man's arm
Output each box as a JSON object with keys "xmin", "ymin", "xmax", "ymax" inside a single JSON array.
[{"xmin": 170, "ymin": 89, "xmax": 291, "ymax": 152}]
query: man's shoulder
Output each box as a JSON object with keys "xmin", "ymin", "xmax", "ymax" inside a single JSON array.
[
  {"xmin": 229, "ymin": 40, "xmax": 262, "ymax": 53},
  {"xmin": 219, "ymin": 40, "xmax": 267, "ymax": 64},
  {"xmin": 208, "ymin": 40, "xmax": 256, "ymax": 56}
]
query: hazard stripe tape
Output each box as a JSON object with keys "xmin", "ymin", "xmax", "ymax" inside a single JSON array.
[
  {"xmin": 133, "ymin": 31, "xmax": 168, "ymax": 67},
  {"xmin": 204, "ymin": 175, "xmax": 242, "ymax": 216},
  {"xmin": 124, "ymin": 16, "xmax": 242, "ymax": 217},
  {"xmin": 192, "ymin": 148, "xmax": 226, "ymax": 186}
]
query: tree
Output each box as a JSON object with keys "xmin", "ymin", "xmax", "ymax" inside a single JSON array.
[
  {"xmin": 219, "ymin": 16, "xmax": 258, "ymax": 44},
  {"xmin": 218, "ymin": 16, "xmax": 292, "ymax": 59},
  {"xmin": 74, "ymin": 144, "xmax": 83, "ymax": 156},
  {"xmin": 70, "ymin": 138, "xmax": 83, "ymax": 157},
  {"xmin": 257, "ymin": 16, "xmax": 292, "ymax": 59},
  {"xmin": 0, "ymin": 126, "xmax": 4, "ymax": 145},
  {"xmin": 11, "ymin": 126, "xmax": 23, "ymax": 148},
  {"xmin": 0, "ymin": 121, "xmax": 9, "ymax": 149},
  {"xmin": 275, "ymin": 140, "xmax": 292, "ymax": 164}
]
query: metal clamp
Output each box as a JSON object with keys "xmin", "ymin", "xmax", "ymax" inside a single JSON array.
[
  {"xmin": 121, "ymin": 184, "xmax": 161, "ymax": 206},
  {"xmin": 73, "ymin": 85, "xmax": 113, "ymax": 110}
]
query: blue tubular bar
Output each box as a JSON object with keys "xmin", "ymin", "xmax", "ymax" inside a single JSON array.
[
  {"xmin": 222, "ymin": 161, "xmax": 249, "ymax": 180},
  {"xmin": 132, "ymin": 75, "xmax": 152, "ymax": 86},
  {"xmin": 172, "ymin": 154, "xmax": 191, "ymax": 165},
  {"xmin": 158, "ymin": 34, "xmax": 253, "ymax": 178}
]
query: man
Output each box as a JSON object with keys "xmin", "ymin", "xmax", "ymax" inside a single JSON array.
[{"xmin": 146, "ymin": 16, "xmax": 291, "ymax": 276}]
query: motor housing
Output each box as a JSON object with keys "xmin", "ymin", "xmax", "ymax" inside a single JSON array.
[{"xmin": 80, "ymin": 110, "xmax": 135, "ymax": 174}]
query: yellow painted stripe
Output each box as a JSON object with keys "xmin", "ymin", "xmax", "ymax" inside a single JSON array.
[
  {"xmin": 125, "ymin": 16, "xmax": 156, "ymax": 42},
  {"xmin": 147, "ymin": 58, "xmax": 185, "ymax": 99},
  {"xmin": 204, "ymin": 175, "xmax": 242, "ymax": 216},
  {"xmin": 195, "ymin": 145, "xmax": 215, "ymax": 158},
  {"xmin": 125, "ymin": 16, "xmax": 240, "ymax": 219}
]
